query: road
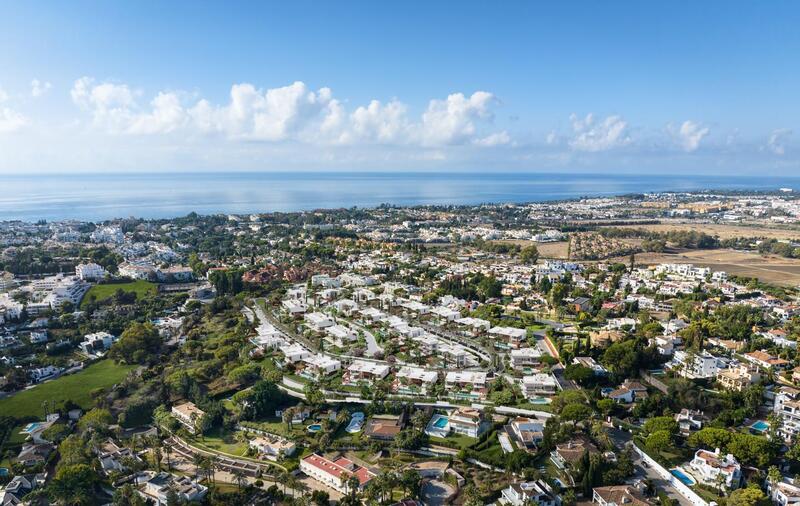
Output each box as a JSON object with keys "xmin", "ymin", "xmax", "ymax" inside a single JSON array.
[
  {"xmin": 347, "ymin": 320, "xmax": 383, "ymax": 357},
  {"xmin": 606, "ymin": 427, "xmax": 693, "ymax": 506}
]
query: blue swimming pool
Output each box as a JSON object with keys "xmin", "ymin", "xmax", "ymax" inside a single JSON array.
[
  {"xmin": 307, "ymin": 424, "xmax": 322, "ymax": 432},
  {"xmin": 750, "ymin": 420, "xmax": 769, "ymax": 432},
  {"xmin": 670, "ymin": 469, "xmax": 695, "ymax": 486},
  {"xmin": 22, "ymin": 422, "xmax": 43, "ymax": 433},
  {"xmin": 433, "ymin": 416, "xmax": 449, "ymax": 428}
]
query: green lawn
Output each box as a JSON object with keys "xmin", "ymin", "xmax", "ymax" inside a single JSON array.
[
  {"xmin": 0, "ymin": 360, "xmax": 136, "ymax": 419},
  {"xmin": 195, "ymin": 429, "xmax": 248, "ymax": 456},
  {"xmin": 81, "ymin": 280, "xmax": 158, "ymax": 308}
]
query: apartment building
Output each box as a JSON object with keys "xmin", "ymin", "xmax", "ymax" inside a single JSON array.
[{"xmin": 300, "ymin": 453, "xmax": 375, "ymax": 494}]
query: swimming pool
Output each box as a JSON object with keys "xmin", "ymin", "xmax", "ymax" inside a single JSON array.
[
  {"xmin": 433, "ymin": 416, "xmax": 449, "ymax": 428},
  {"xmin": 670, "ymin": 468, "xmax": 696, "ymax": 486},
  {"xmin": 22, "ymin": 422, "xmax": 44, "ymax": 433},
  {"xmin": 307, "ymin": 424, "xmax": 322, "ymax": 433},
  {"xmin": 749, "ymin": 420, "xmax": 769, "ymax": 432}
]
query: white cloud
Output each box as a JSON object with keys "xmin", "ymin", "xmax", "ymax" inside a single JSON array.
[
  {"xmin": 473, "ymin": 130, "xmax": 510, "ymax": 147},
  {"xmin": 672, "ymin": 120, "xmax": 709, "ymax": 152},
  {"xmin": 127, "ymin": 92, "xmax": 187, "ymax": 134},
  {"xmin": 30, "ymin": 79, "xmax": 52, "ymax": 98},
  {"xmin": 421, "ymin": 91, "xmax": 496, "ymax": 145},
  {"xmin": 568, "ymin": 113, "xmax": 631, "ymax": 151},
  {"xmin": 545, "ymin": 131, "xmax": 558, "ymax": 145},
  {"xmin": 0, "ymin": 107, "xmax": 28, "ymax": 133},
  {"xmin": 69, "ymin": 78, "xmax": 507, "ymax": 149},
  {"xmin": 767, "ymin": 129, "xmax": 791, "ymax": 155},
  {"xmin": 0, "ymin": 88, "xmax": 8, "ymax": 103}
]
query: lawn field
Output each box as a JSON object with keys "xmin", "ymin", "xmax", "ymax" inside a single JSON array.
[
  {"xmin": 0, "ymin": 360, "xmax": 136, "ymax": 419},
  {"xmin": 81, "ymin": 280, "xmax": 157, "ymax": 308}
]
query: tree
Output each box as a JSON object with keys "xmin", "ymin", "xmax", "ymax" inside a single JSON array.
[
  {"xmin": 78, "ymin": 407, "xmax": 113, "ymax": 433},
  {"xmin": 108, "ymin": 322, "xmax": 161, "ymax": 364},
  {"xmin": 560, "ymin": 403, "xmax": 593, "ymax": 422},
  {"xmin": 645, "ymin": 430, "xmax": 673, "ymax": 454},
  {"xmin": 520, "ymin": 245, "xmax": 539, "ymax": 265},
  {"xmin": 112, "ymin": 484, "xmax": 146, "ymax": 506},
  {"xmin": 50, "ymin": 463, "xmax": 97, "ymax": 506},
  {"xmin": 727, "ymin": 486, "xmax": 770, "ymax": 506},
  {"xmin": 642, "ymin": 416, "xmax": 678, "ymax": 437}
]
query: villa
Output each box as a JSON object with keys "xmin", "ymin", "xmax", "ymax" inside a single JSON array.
[
  {"xmin": 300, "ymin": 354, "xmax": 341, "ymax": 380},
  {"xmin": 136, "ymin": 471, "xmax": 208, "ymax": 505},
  {"xmin": 488, "ymin": 326, "xmax": 528, "ymax": 348},
  {"xmin": 342, "ymin": 360, "xmax": 390, "ymax": 386},
  {"xmin": 573, "ymin": 356, "xmax": 609, "ymax": 375},
  {"xmin": 773, "ymin": 387, "xmax": 800, "ymax": 442},
  {"xmin": 521, "ymin": 373, "xmax": 559, "ymax": 398},
  {"xmin": 592, "ymin": 486, "xmax": 652, "ymax": 506},
  {"xmin": 500, "ymin": 480, "xmax": 560, "ymax": 506},
  {"xmin": 248, "ymin": 435, "xmax": 296, "ymax": 459},
  {"xmin": 448, "ymin": 407, "xmax": 490, "ymax": 438},
  {"xmin": 716, "ymin": 363, "xmax": 761, "ymax": 391},
  {"xmin": 171, "ymin": 402, "xmax": 205, "ymax": 434},
  {"xmin": 510, "ymin": 347, "xmax": 543, "ymax": 370},
  {"xmin": 324, "ymin": 324, "xmax": 357, "ymax": 347},
  {"xmin": 299, "ymin": 453, "xmax": 375, "ymax": 495},
  {"xmin": 768, "ymin": 477, "xmax": 800, "ymax": 506},
  {"xmin": 445, "ymin": 371, "xmax": 489, "ymax": 401},
  {"xmin": 744, "ymin": 350, "xmax": 791, "ymax": 371},
  {"xmin": 393, "ymin": 366, "xmax": 438, "ymax": 396},
  {"xmin": 364, "ymin": 412, "xmax": 407, "ymax": 441},
  {"xmin": 304, "ymin": 312, "xmax": 334, "ymax": 332},
  {"xmin": 551, "ymin": 437, "xmax": 599, "ymax": 470},
  {"xmin": 79, "ymin": 331, "xmax": 117, "ymax": 355},
  {"xmin": 505, "ymin": 417, "xmax": 545, "ymax": 449},
  {"xmin": 689, "ymin": 448, "xmax": 741, "ymax": 489}
]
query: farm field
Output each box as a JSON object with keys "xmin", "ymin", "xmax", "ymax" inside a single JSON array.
[
  {"xmin": 613, "ymin": 248, "xmax": 800, "ymax": 286},
  {"xmin": 600, "ymin": 221, "xmax": 800, "ymax": 241},
  {"xmin": 0, "ymin": 360, "xmax": 136, "ymax": 419},
  {"xmin": 81, "ymin": 280, "xmax": 158, "ymax": 308}
]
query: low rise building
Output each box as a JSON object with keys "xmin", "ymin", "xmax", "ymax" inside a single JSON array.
[{"xmin": 299, "ymin": 453, "xmax": 375, "ymax": 495}]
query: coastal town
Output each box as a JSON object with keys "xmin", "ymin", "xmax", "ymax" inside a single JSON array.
[{"xmin": 1, "ymin": 190, "xmax": 800, "ymax": 506}]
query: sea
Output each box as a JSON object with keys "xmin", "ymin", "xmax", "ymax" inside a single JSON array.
[{"xmin": 1, "ymin": 171, "xmax": 799, "ymax": 222}]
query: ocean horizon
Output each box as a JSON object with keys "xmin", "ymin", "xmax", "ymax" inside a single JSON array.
[{"xmin": 2, "ymin": 171, "xmax": 800, "ymax": 222}]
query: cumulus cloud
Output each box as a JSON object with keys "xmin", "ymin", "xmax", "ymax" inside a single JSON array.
[
  {"xmin": 672, "ymin": 120, "xmax": 709, "ymax": 152},
  {"xmin": 767, "ymin": 129, "xmax": 791, "ymax": 155},
  {"xmin": 69, "ymin": 78, "xmax": 507, "ymax": 148},
  {"xmin": 0, "ymin": 107, "xmax": 28, "ymax": 133},
  {"xmin": 420, "ymin": 91, "xmax": 496, "ymax": 145},
  {"xmin": 473, "ymin": 131, "xmax": 510, "ymax": 147},
  {"xmin": 568, "ymin": 113, "xmax": 631, "ymax": 151},
  {"xmin": 30, "ymin": 79, "xmax": 52, "ymax": 97}
]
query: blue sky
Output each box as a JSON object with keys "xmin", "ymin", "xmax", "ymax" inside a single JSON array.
[{"xmin": 0, "ymin": 1, "xmax": 798, "ymax": 174}]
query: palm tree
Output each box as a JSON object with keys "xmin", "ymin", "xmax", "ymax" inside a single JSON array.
[
  {"xmin": 232, "ymin": 468, "xmax": 247, "ymax": 492},
  {"xmin": 164, "ymin": 444, "xmax": 172, "ymax": 471}
]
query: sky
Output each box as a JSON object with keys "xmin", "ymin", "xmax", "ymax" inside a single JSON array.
[{"xmin": 0, "ymin": 1, "xmax": 798, "ymax": 175}]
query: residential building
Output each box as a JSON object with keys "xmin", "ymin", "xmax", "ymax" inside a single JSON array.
[
  {"xmin": 501, "ymin": 480, "xmax": 560, "ymax": 506},
  {"xmin": 364, "ymin": 412, "xmax": 407, "ymax": 441},
  {"xmin": 716, "ymin": 363, "xmax": 761, "ymax": 391},
  {"xmin": 592, "ymin": 486, "xmax": 652, "ymax": 506},
  {"xmin": 343, "ymin": 360, "xmax": 390, "ymax": 385},
  {"xmin": 510, "ymin": 347, "xmax": 542, "ymax": 370},
  {"xmin": 171, "ymin": 402, "xmax": 205, "ymax": 434},
  {"xmin": 393, "ymin": 366, "xmax": 438, "ymax": 396},
  {"xmin": 768, "ymin": 477, "xmax": 800, "ymax": 506},
  {"xmin": 304, "ymin": 312, "xmax": 334, "ymax": 331},
  {"xmin": 521, "ymin": 373, "xmax": 559, "ymax": 398},
  {"xmin": 744, "ymin": 350, "xmax": 791, "ymax": 371},
  {"xmin": 80, "ymin": 331, "xmax": 117, "ymax": 355},
  {"xmin": 248, "ymin": 435, "xmax": 296, "ymax": 459},
  {"xmin": 448, "ymin": 407, "xmax": 489, "ymax": 438},
  {"xmin": 689, "ymin": 448, "xmax": 741, "ymax": 489},
  {"xmin": 299, "ymin": 453, "xmax": 375, "ymax": 495},
  {"xmin": 669, "ymin": 350, "xmax": 725, "ymax": 379},
  {"xmin": 445, "ymin": 371, "xmax": 488, "ymax": 401},
  {"xmin": 551, "ymin": 438, "xmax": 599, "ymax": 470},
  {"xmin": 505, "ymin": 417, "xmax": 545, "ymax": 449},
  {"xmin": 75, "ymin": 262, "xmax": 106, "ymax": 281},
  {"xmin": 137, "ymin": 472, "xmax": 208, "ymax": 505},
  {"xmin": 300, "ymin": 354, "xmax": 341, "ymax": 380},
  {"xmin": 773, "ymin": 387, "xmax": 800, "ymax": 442}
]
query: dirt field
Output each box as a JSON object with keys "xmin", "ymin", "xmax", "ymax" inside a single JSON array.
[
  {"xmin": 612, "ymin": 248, "xmax": 800, "ymax": 287},
  {"xmin": 489, "ymin": 239, "xmax": 570, "ymax": 259},
  {"xmin": 601, "ymin": 222, "xmax": 800, "ymax": 241}
]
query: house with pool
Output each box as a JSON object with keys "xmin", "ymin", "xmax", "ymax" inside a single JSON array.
[{"xmin": 689, "ymin": 448, "xmax": 741, "ymax": 489}]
